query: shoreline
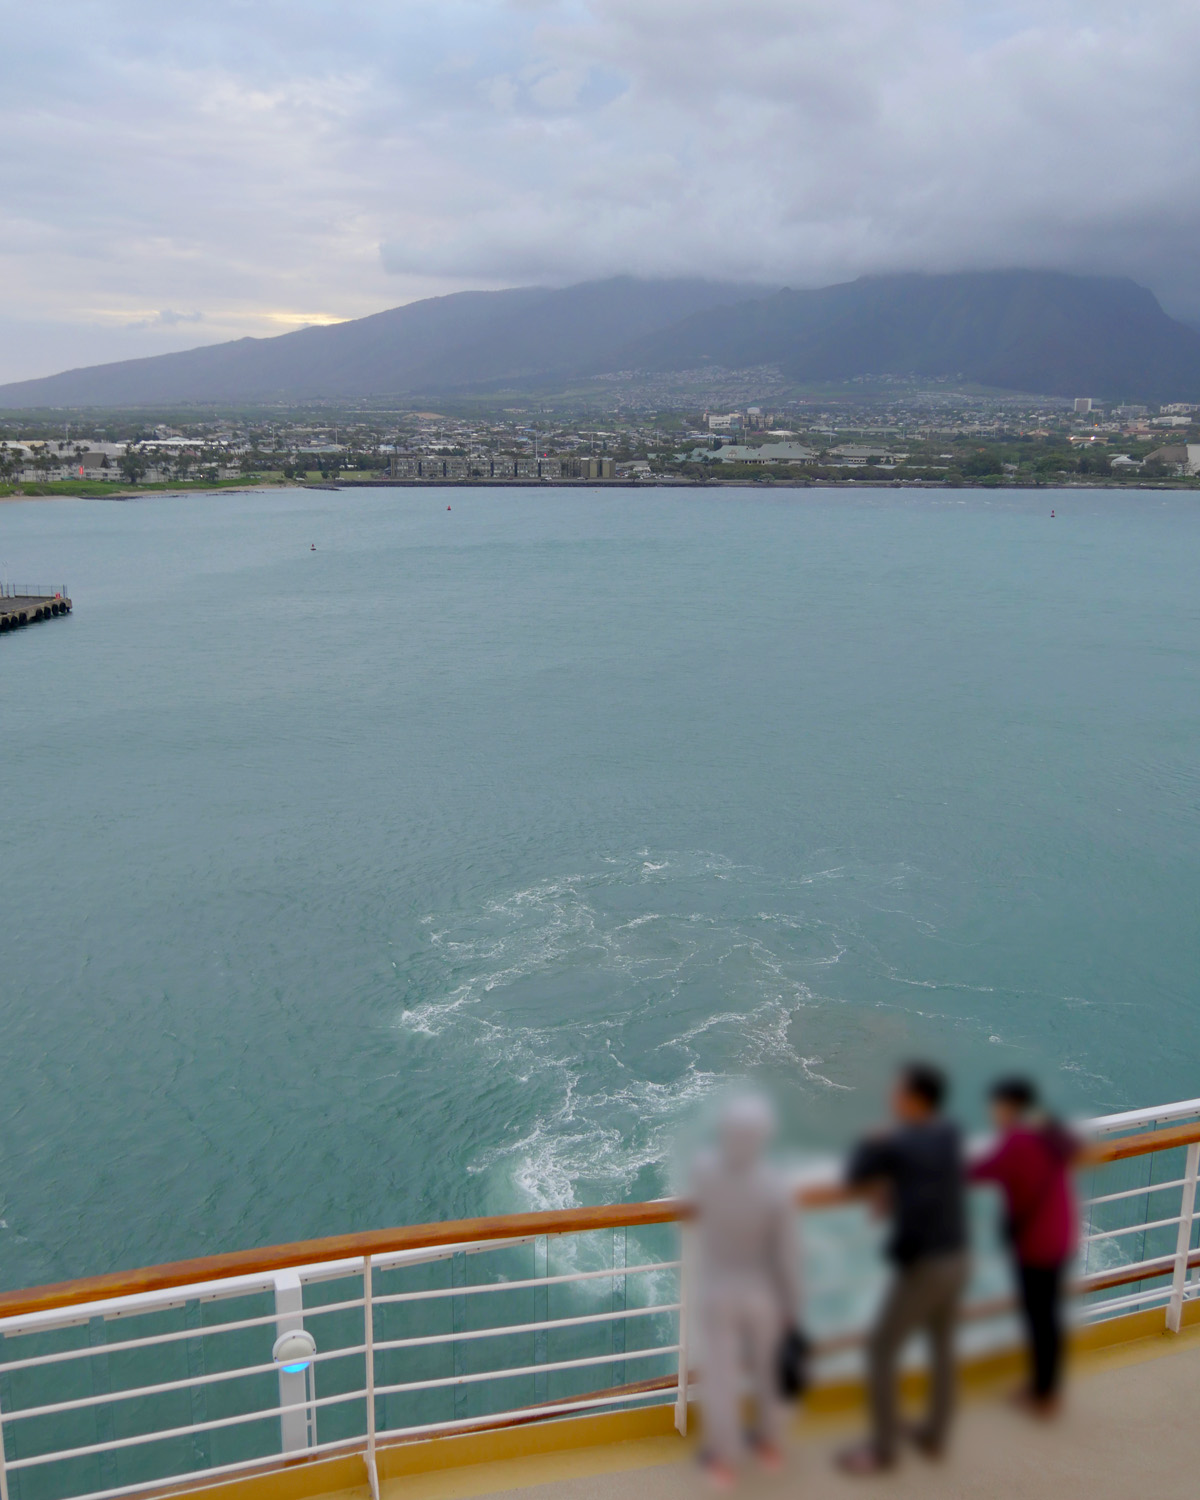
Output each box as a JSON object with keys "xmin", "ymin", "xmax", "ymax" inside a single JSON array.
[
  {"xmin": 2, "ymin": 476, "xmax": 1199, "ymax": 504},
  {"xmin": 318, "ymin": 476, "xmax": 1200, "ymax": 493},
  {"xmin": 0, "ymin": 481, "xmax": 292, "ymax": 504}
]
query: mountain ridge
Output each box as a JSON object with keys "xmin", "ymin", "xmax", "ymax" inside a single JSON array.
[
  {"xmin": 0, "ymin": 278, "xmax": 762, "ymax": 408},
  {"xmin": 610, "ymin": 270, "xmax": 1200, "ymax": 401},
  {"xmin": 4, "ymin": 270, "xmax": 1200, "ymax": 407}
]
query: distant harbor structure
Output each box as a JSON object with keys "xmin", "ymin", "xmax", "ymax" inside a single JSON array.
[{"xmin": 0, "ymin": 584, "xmax": 72, "ymax": 635}]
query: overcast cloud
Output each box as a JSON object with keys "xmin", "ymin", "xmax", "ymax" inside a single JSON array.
[{"xmin": 1, "ymin": 0, "xmax": 1198, "ymax": 382}]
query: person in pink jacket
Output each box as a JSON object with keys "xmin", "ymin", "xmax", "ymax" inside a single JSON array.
[{"xmin": 971, "ymin": 1078, "xmax": 1078, "ymax": 1415}]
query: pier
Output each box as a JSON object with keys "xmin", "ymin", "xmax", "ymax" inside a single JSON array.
[{"xmin": 0, "ymin": 584, "xmax": 72, "ymax": 634}]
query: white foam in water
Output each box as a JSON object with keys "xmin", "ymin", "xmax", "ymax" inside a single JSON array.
[
  {"xmin": 394, "ymin": 846, "xmax": 1116, "ymax": 1217},
  {"xmin": 393, "ymin": 849, "xmax": 870, "ymax": 1213},
  {"xmin": 475, "ymin": 1064, "xmax": 723, "ymax": 1212}
]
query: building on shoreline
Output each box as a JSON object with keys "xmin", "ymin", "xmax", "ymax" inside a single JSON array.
[
  {"xmin": 389, "ymin": 455, "xmax": 604, "ymax": 481},
  {"xmin": 714, "ymin": 442, "xmax": 816, "ymax": 464},
  {"xmin": 1145, "ymin": 443, "xmax": 1200, "ymax": 474}
]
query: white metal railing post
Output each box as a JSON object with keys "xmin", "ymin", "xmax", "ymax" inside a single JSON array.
[
  {"xmin": 0, "ymin": 1384, "xmax": 10, "ymax": 1500},
  {"xmin": 363, "ymin": 1258, "xmax": 380, "ymax": 1500},
  {"xmin": 674, "ymin": 1226, "xmax": 691, "ymax": 1436},
  {"xmin": 273, "ymin": 1271, "xmax": 312, "ymax": 1452},
  {"xmin": 1166, "ymin": 1142, "xmax": 1200, "ymax": 1332}
]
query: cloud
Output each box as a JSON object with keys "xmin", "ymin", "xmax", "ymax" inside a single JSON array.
[
  {"xmin": 2, "ymin": 1, "xmax": 1200, "ymax": 382},
  {"xmin": 125, "ymin": 309, "xmax": 206, "ymax": 331}
]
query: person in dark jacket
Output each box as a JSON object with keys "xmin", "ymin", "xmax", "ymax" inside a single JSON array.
[
  {"xmin": 838, "ymin": 1062, "xmax": 968, "ymax": 1476},
  {"xmin": 971, "ymin": 1077, "xmax": 1077, "ymax": 1416}
]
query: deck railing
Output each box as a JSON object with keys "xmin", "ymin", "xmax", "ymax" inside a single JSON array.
[
  {"xmin": 0, "ymin": 586, "xmax": 68, "ymax": 601},
  {"xmin": 0, "ymin": 1099, "xmax": 1198, "ymax": 1500}
]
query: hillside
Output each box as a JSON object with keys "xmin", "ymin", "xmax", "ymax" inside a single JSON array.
[
  {"xmin": 0, "ymin": 278, "xmax": 761, "ymax": 408},
  {"xmin": 4, "ymin": 269, "xmax": 1200, "ymax": 407},
  {"xmin": 614, "ymin": 271, "xmax": 1200, "ymax": 401}
]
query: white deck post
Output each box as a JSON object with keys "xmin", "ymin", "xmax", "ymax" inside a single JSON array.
[
  {"xmin": 363, "ymin": 1257, "xmax": 380, "ymax": 1500},
  {"xmin": 1166, "ymin": 1142, "xmax": 1200, "ymax": 1332},
  {"xmin": 274, "ymin": 1271, "xmax": 312, "ymax": 1451},
  {"xmin": 674, "ymin": 1226, "xmax": 691, "ymax": 1436}
]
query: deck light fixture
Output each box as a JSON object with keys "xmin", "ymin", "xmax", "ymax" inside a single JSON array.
[{"xmin": 273, "ymin": 1329, "xmax": 316, "ymax": 1374}]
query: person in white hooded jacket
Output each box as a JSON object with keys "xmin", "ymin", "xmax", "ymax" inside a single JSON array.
[{"xmin": 692, "ymin": 1095, "xmax": 802, "ymax": 1487}]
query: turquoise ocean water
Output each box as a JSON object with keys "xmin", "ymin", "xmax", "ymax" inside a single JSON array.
[{"xmin": 2, "ymin": 485, "xmax": 1198, "ymax": 1293}]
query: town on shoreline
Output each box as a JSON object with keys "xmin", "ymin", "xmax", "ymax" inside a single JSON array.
[{"xmin": 3, "ymin": 390, "xmax": 1199, "ymax": 498}]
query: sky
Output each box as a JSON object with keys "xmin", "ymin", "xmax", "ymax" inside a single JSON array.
[{"xmin": 2, "ymin": 0, "xmax": 1199, "ymax": 384}]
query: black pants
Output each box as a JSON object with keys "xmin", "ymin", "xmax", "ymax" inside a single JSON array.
[{"xmin": 1017, "ymin": 1262, "xmax": 1065, "ymax": 1399}]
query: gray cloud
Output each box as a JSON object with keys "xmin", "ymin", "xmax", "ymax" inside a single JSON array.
[{"xmin": 2, "ymin": 1, "xmax": 1199, "ymax": 382}]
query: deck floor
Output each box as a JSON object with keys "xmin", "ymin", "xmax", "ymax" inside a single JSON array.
[{"xmin": 379, "ymin": 1324, "xmax": 1200, "ymax": 1500}]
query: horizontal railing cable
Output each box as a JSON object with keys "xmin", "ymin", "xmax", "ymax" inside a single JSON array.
[
  {"xmin": 1084, "ymin": 1214, "xmax": 1183, "ymax": 1243},
  {"xmin": 372, "ymin": 1301, "xmax": 680, "ymax": 1353},
  {"xmin": 372, "ymin": 1345, "xmax": 679, "ymax": 1400},
  {"xmin": 3, "ymin": 1345, "xmax": 366, "ymax": 1423},
  {"xmin": 370, "ymin": 1259, "xmax": 680, "ymax": 1307},
  {"xmin": 0, "ymin": 1298, "xmax": 367, "ymax": 1373},
  {"xmin": 6, "ymin": 1388, "xmax": 370, "ymax": 1470},
  {"xmin": 1084, "ymin": 1177, "xmax": 1188, "ymax": 1207}
]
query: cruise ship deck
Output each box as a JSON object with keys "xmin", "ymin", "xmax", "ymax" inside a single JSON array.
[
  {"xmin": 461, "ymin": 1339, "xmax": 1199, "ymax": 1500},
  {"xmin": 1, "ymin": 1098, "xmax": 1197, "ymax": 1500},
  {"xmin": 187, "ymin": 1314, "xmax": 1200, "ymax": 1500}
]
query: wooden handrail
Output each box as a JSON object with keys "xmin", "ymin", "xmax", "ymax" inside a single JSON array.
[
  {"xmin": 0, "ymin": 1201, "xmax": 686, "ymax": 1320},
  {"xmin": 0, "ymin": 1119, "xmax": 1196, "ymax": 1323},
  {"xmin": 1078, "ymin": 1118, "xmax": 1200, "ymax": 1165}
]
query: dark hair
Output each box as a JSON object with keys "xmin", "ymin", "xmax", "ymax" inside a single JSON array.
[
  {"xmin": 900, "ymin": 1062, "xmax": 947, "ymax": 1110},
  {"xmin": 989, "ymin": 1076, "xmax": 1038, "ymax": 1111}
]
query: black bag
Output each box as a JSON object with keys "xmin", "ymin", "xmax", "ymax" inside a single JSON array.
[{"xmin": 777, "ymin": 1325, "xmax": 812, "ymax": 1399}]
